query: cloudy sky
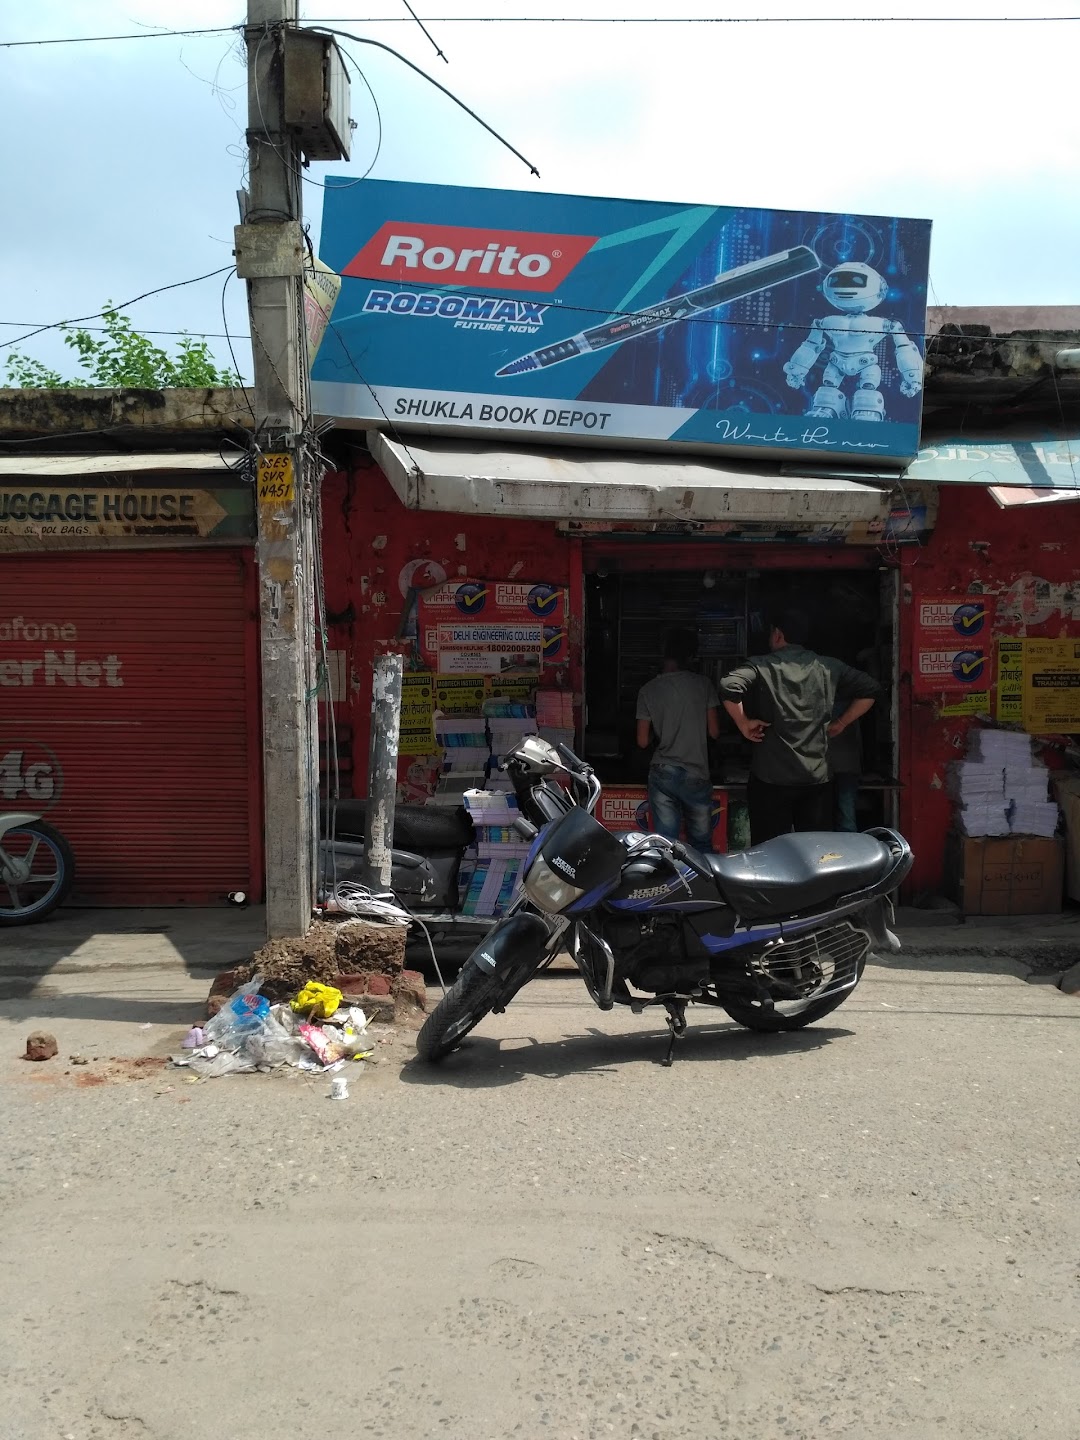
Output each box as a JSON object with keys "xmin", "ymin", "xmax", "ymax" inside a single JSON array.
[{"xmin": 3, "ymin": 0, "xmax": 1078, "ymax": 383}]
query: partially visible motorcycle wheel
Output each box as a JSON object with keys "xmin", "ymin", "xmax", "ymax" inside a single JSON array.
[
  {"xmin": 0, "ymin": 821, "xmax": 75, "ymax": 925},
  {"xmin": 415, "ymin": 959, "xmax": 503, "ymax": 1061},
  {"xmin": 721, "ymin": 957, "xmax": 867, "ymax": 1033}
]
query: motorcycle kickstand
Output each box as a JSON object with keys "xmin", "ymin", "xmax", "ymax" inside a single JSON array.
[{"xmin": 660, "ymin": 999, "xmax": 688, "ymax": 1068}]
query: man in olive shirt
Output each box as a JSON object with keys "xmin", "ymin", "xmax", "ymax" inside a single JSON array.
[{"xmin": 719, "ymin": 610, "xmax": 881, "ymax": 844}]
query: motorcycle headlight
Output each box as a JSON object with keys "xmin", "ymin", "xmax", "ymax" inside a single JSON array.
[{"xmin": 523, "ymin": 854, "xmax": 584, "ymax": 914}]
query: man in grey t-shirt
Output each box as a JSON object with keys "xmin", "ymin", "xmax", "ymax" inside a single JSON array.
[{"xmin": 636, "ymin": 629, "xmax": 721, "ymax": 851}]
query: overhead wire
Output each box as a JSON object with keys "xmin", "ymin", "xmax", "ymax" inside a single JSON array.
[
  {"xmin": 221, "ymin": 269, "xmax": 256, "ymax": 418},
  {"xmin": 0, "ymin": 320, "xmax": 249, "ymax": 341},
  {"xmin": 0, "ymin": 266, "xmax": 239, "ymax": 352},
  {"xmin": 401, "ymin": 0, "xmax": 448, "ymax": 61},
  {"xmin": 303, "ymin": 26, "xmax": 539, "ymax": 175},
  {"xmin": 6, "ymin": 15, "xmax": 1079, "ymax": 45}
]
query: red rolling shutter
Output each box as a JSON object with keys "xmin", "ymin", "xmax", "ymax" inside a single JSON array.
[{"xmin": 0, "ymin": 550, "xmax": 261, "ymax": 905}]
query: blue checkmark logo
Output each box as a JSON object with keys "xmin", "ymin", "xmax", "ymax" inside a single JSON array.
[{"xmin": 455, "ymin": 583, "xmax": 488, "ymax": 614}]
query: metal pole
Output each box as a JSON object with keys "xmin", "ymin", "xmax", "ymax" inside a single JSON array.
[
  {"xmin": 239, "ymin": 0, "xmax": 318, "ymax": 937},
  {"xmin": 362, "ymin": 653, "xmax": 404, "ymax": 892}
]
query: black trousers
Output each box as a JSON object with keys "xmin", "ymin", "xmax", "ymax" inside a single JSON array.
[{"xmin": 747, "ymin": 776, "xmax": 833, "ymax": 845}]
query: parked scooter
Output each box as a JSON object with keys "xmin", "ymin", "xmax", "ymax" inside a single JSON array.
[
  {"xmin": 416, "ymin": 737, "xmax": 912, "ymax": 1065},
  {"xmin": 0, "ymin": 813, "xmax": 75, "ymax": 925},
  {"xmin": 321, "ymin": 800, "xmax": 493, "ymax": 967}
]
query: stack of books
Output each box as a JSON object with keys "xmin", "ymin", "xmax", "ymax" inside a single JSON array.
[
  {"xmin": 431, "ymin": 715, "xmax": 488, "ymax": 805},
  {"xmin": 535, "ymin": 688, "xmax": 575, "ymax": 753},
  {"xmin": 460, "ymin": 790, "xmax": 525, "ymax": 916}
]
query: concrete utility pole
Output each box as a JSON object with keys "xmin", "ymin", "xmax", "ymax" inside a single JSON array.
[{"xmin": 238, "ymin": 0, "xmax": 317, "ymax": 937}]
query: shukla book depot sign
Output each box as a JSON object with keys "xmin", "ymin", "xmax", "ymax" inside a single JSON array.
[{"xmin": 313, "ymin": 178, "xmax": 931, "ymax": 465}]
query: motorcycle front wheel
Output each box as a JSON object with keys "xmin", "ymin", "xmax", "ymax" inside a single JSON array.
[
  {"xmin": 416, "ymin": 909, "xmax": 554, "ymax": 1062},
  {"xmin": 0, "ymin": 821, "xmax": 75, "ymax": 925},
  {"xmin": 415, "ymin": 958, "xmax": 504, "ymax": 1061}
]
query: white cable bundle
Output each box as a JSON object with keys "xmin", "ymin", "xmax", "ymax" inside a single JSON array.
[
  {"xmin": 325, "ymin": 882, "xmax": 448, "ymax": 998},
  {"xmin": 326, "ymin": 882, "xmax": 412, "ymax": 926}
]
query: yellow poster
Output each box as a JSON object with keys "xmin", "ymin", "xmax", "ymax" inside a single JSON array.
[
  {"xmin": 399, "ymin": 673, "xmax": 437, "ymax": 756},
  {"xmin": 996, "ymin": 639, "xmax": 1024, "ymax": 723},
  {"xmin": 434, "ymin": 674, "xmax": 490, "ymax": 715},
  {"xmin": 1021, "ymin": 637, "xmax": 1080, "ymax": 734},
  {"xmin": 940, "ymin": 691, "xmax": 990, "ymax": 718}
]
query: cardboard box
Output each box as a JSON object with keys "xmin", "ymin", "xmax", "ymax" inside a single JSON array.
[
  {"xmin": 946, "ymin": 834, "xmax": 1063, "ymax": 916},
  {"xmin": 597, "ymin": 785, "xmax": 728, "ymax": 853}
]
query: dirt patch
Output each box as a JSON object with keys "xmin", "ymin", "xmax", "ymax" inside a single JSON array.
[
  {"xmin": 224, "ymin": 918, "xmax": 409, "ymax": 1004},
  {"xmin": 71, "ymin": 1057, "xmax": 168, "ymax": 1086},
  {"xmin": 206, "ymin": 916, "xmax": 422, "ymax": 1023}
]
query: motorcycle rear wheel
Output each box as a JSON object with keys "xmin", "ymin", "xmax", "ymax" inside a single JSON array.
[
  {"xmin": 721, "ymin": 958, "xmax": 866, "ymax": 1032},
  {"xmin": 0, "ymin": 821, "xmax": 75, "ymax": 925}
]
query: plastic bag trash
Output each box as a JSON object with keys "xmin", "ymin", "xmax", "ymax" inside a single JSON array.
[
  {"xmin": 290, "ymin": 981, "xmax": 343, "ymax": 1020},
  {"xmin": 185, "ymin": 1046, "xmax": 257, "ymax": 1078},
  {"xmin": 298, "ymin": 1022, "xmax": 334, "ymax": 1065},
  {"xmin": 325, "ymin": 1008, "xmax": 377, "ymax": 1065},
  {"xmin": 204, "ymin": 976, "xmax": 268, "ymax": 1046},
  {"xmin": 244, "ymin": 1007, "xmax": 309, "ymax": 1070},
  {"xmin": 181, "ymin": 1026, "xmax": 206, "ymax": 1049}
]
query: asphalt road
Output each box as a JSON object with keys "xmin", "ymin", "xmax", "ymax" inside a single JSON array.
[{"xmin": 2, "ymin": 945, "xmax": 1078, "ymax": 1440}]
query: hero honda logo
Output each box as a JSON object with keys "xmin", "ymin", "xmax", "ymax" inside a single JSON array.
[{"xmin": 342, "ymin": 221, "xmax": 598, "ymax": 293}]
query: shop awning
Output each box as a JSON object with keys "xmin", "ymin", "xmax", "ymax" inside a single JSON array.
[{"xmin": 369, "ymin": 433, "xmax": 895, "ymax": 525}]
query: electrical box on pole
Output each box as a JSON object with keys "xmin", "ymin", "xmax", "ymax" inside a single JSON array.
[{"xmin": 283, "ymin": 30, "xmax": 351, "ymax": 162}]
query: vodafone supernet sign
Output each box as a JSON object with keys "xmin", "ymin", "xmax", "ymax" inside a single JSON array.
[{"xmin": 342, "ymin": 221, "xmax": 597, "ymax": 292}]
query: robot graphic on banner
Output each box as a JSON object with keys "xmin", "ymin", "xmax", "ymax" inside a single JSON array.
[{"xmin": 782, "ymin": 263, "xmax": 924, "ymax": 422}]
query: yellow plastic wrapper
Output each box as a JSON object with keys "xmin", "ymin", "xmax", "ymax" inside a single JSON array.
[{"xmin": 290, "ymin": 981, "xmax": 343, "ymax": 1020}]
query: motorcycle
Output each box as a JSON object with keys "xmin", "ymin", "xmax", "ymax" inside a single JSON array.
[
  {"xmin": 0, "ymin": 813, "xmax": 75, "ymax": 925},
  {"xmin": 416, "ymin": 736, "xmax": 912, "ymax": 1066}
]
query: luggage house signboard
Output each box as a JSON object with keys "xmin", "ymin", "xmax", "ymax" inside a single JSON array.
[
  {"xmin": 0, "ymin": 485, "xmax": 255, "ymax": 548},
  {"xmin": 315, "ymin": 179, "xmax": 931, "ymax": 465}
]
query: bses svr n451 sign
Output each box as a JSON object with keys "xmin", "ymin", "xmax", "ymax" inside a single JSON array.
[{"xmin": 314, "ymin": 179, "xmax": 931, "ymax": 465}]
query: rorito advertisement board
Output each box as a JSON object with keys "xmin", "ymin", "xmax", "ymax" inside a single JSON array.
[{"xmin": 314, "ymin": 179, "xmax": 931, "ymax": 465}]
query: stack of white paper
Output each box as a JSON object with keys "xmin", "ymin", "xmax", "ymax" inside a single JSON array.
[{"xmin": 961, "ymin": 728, "xmax": 1061, "ymax": 837}]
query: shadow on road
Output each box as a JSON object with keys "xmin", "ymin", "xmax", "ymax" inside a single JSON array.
[
  {"xmin": 399, "ymin": 1019, "xmax": 850, "ymax": 1088},
  {"xmin": 0, "ymin": 991, "xmax": 200, "ymax": 1026}
]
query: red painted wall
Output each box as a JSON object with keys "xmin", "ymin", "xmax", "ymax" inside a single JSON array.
[
  {"xmin": 899, "ymin": 484, "xmax": 1080, "ymax": 896},
  {"xmin": 325, "ymin": 459, "xmax": 1080, "ymax": 897},
  {"xmin": 321, "ymin": 458, "xmax": 573, "ymax": 789}
]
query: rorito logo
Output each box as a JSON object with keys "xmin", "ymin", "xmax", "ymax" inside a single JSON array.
[
  {"xmin": 454, "ymin": 583, "xmax": 488, "ymax": 615},
  {"xmin": 342, "ymin": 222, "xmax": 598, "ymax": 293}
]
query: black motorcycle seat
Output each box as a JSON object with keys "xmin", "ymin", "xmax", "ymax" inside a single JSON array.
[{"xmin": 703, "ymin": 831, "xmax": 893, "ymax": 921}]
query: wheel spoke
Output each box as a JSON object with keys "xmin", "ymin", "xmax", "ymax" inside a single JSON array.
[{"xmin": 6, "ymin": 885, "xmax": 23, "ymax": 910}]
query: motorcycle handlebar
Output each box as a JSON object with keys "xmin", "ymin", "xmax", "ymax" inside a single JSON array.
[
  {"xmin": 668, "ymin": 840, "xmax": 714, "ymax": 882},
  {"xmin": 556, "ymin": 742, "xmax": 584, "ymax": 772}
]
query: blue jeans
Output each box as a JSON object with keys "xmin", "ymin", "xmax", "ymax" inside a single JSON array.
[
  {"xmin": 834, "ymin": 774, "xmax": 859, "ymax": 833},
  {"xmin": 648, "ymin": 763, "xmax": 714, "ymax": 852}
]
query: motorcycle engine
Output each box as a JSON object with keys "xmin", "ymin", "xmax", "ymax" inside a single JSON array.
[{"xmin": 602, "ymin": 914, "xmax": 709, "ymax": 996}]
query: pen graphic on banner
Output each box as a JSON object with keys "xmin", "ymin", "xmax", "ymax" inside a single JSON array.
[{"xmin": 495, "ymin": 246, "xmax": 822, "ymax": 378}]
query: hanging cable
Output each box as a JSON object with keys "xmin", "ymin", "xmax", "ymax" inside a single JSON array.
[{"xmin": 311, "ymin": 25, "xmax": 539, "ymax": 176}]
